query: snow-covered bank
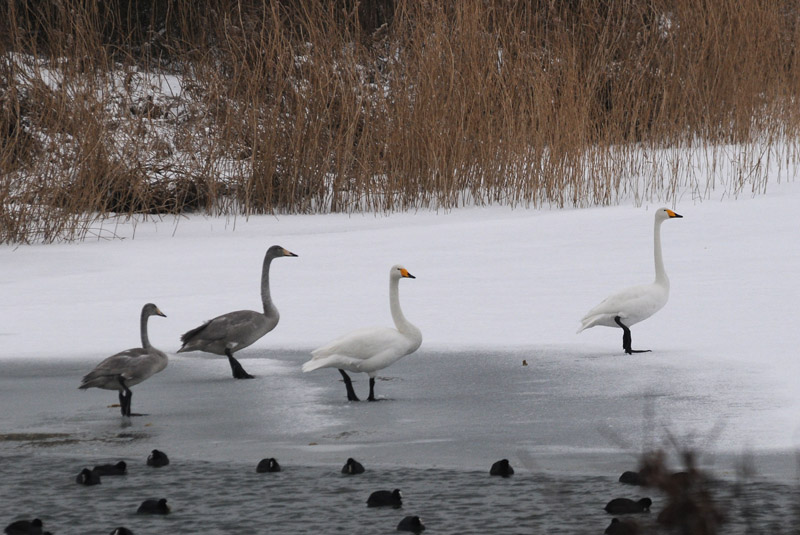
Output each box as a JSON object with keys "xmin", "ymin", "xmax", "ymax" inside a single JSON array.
[{"xmin": 3, "ymin": 182, "xmax": 799, "ymax": 357}]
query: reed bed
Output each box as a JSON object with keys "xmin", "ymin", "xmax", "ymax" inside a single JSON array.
[{"xmin": 1, "ymin": 0, "xmax": 799, "ymax": 242}]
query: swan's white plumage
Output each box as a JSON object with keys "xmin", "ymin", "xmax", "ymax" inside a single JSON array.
[
  {"xmin": 577, "ymin": 208, "xmax": 681, "ymax": 334},
  {"xmin": 577, "ymin": 282, "xmax": 669, "ymax": 331},
  {"xmin": 302, "ymin": 265, "xmax": 422, "ymax": 379},
  {"xmin": 304, "ymin": 326, "xmax": 420, "ymax": 375}
]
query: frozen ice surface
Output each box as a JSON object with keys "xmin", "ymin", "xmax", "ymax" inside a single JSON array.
[{"xmin": 0, "ymin": 345, "xmax": 796, "ymax": 481}]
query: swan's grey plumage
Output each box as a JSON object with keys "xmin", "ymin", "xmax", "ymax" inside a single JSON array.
[
  {"xmin": 302, "ymin": 264, "xmax": 422, "ymax": 401},
  {"xmin": 177, "ymin": 245, "xmax": 297, "ymax": 379},
  {"xmin": 79, "ymin": 303, "xmax": 168, "ymax": 417},
  {"xmin": 577, "ymin": 208, "xmax": 682, "ymax": 354}
]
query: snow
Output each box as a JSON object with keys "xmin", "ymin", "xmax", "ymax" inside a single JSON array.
[{"xmin": 1, "ymin": 180, "xmax": 799, "ymax": 479}]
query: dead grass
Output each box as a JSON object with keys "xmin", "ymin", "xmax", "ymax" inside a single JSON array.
[{"xmin": 2, "ymin": 0, "xmax": 800, "ymax": 242}]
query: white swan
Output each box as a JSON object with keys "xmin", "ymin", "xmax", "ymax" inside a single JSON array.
[
  {"xmin": 302, "ymin": 264, "xmax": 422, "ymax": 401},
  {"xmin": 577, "ymin": 208, "xmax": 683, "ymax": 353},
  {"xmin": 79, "ymin": 303, "xmax": 168, "ymax": 417}
]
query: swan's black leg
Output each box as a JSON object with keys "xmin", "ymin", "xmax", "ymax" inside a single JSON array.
[
  {"xmin": 117, "ymin": 389, "xmax": 127, "ymax": 417},
  {"xmin": 117, "ymin": 377, "xmax": 133, "ymax": 417},
  {"xmin": 367, "ymin": 377, "xmax": 378, "ymax": 401},
  {"xmin": 339, "ymin": 369, "xmax": 360, "ymax": 401},
  {"xmin": 226, "ymin": 348, "xmax": 254, "ymax": 379},
  {"xmin": 614, "ymin": 316, "xmax": 651, "ymax": 354},
  {"xmin": 125, "ymin": 389, "xmax": 134, "ymax": 416}
]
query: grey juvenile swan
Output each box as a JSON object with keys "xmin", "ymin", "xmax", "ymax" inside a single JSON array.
[
  {"xmin": 79, "ymin": 303, "xmax": 168, "ymax": 417},
  {"xmin": 178, "ymin": 245, "xmax": 297, "ymax": 379}
]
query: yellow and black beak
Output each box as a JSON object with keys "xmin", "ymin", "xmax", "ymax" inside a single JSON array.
[
  {"xmin": 666, "ymin": 209, "xmax": 683, "ymax": 218},
  {"xmin": 400, "ymin": 268, "xmax": 416, "ymax": 279},
  {"xmin": 283, "ymin": 249, "xmax": 298, "ymax": 257},
  {"xmin": 156, "ymin": 307, "xmax": 167, "ymax": 318}
]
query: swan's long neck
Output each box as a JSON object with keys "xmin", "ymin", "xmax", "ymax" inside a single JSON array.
[
  {"xmin": 390, "ymin": 277, "xmax": 418, "ymax": 335},
  {"xmin": 140, "ymin": 310, "xmax": 152, "ymax": 349},
  {"xmin": 654, "ymin": 218, "xmax": 669, "ymax": 286},
  {"xmin": 261, "ymin": 254, "xmax": 277, "ymax": 316}
]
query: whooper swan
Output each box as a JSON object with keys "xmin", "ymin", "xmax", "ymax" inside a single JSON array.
[
  {"xmin": 302, "ymin": 264, "xmax": 422, "ymax": 401},
  {"xmin": 577, "ymin": 208, "xmax": 682, "ymax": 354}
]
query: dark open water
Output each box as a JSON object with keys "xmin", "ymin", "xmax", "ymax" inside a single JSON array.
[{"xmin": 2, "ymin": 453, "xmax": 798, "ymax": 534}]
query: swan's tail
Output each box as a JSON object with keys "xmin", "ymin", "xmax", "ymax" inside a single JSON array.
[
  {"xmin": 301, "ymin": 358, "xmax": 328, "ymax": 373},
  {"xmin": 178, "ymin": 321, "xmax": 212, "ymax": 349},
  {"xmin": 78, "ymin": 371, "xmax": 118, "ymax": 390},
  {"xmin": 576, "ymin": 314, "xmax": 603, "ymax": 333}
]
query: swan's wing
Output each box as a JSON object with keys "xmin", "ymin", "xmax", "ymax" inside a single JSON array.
[
  {"xmin": 304, "ymin": 327, "xmax": 419, "ymax": 374},
  {"xmin": 310, "ymin": 327, "xmax": 407, "ymax": 361},
  {"xmin": 302, "ymin": 353, "xmax": 370, "ymax": 373},
  {"xmin": 79, "ymin": 348, "xmax": 165, "ymax": 388},
  {"xmin": 578, "ymin": 283, "xmax": 666, "ymax": 331},
  {"xmin": 582, "ymin": 284, "xmax": 651, "ymax": 316},
  {"xmin": 179, "ymin": 310, "xmax": 268, "ymax": 347}
]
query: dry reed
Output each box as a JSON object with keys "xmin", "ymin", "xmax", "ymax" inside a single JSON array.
[{"xmin": 1, "ymin": 0, "xmax": 799, "ymax": 242}]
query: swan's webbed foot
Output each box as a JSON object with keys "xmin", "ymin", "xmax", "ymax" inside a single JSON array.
[
  {"xmin": 339, "ymin": 369, "xmax": 360, "ymax": 401},
  {"xmin": 226, "ymin": 349, "xmax": 254, "ymax": 379},
  {"xmin": 615, "ymin": 316, "xmax": 652, "ymax": 355}
]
